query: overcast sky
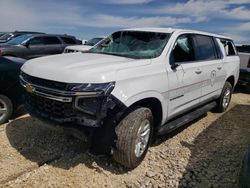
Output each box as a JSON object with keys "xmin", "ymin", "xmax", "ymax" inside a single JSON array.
[{"xmin": 0, "ymin": 0, "xmax": 250, "ymax": 43}]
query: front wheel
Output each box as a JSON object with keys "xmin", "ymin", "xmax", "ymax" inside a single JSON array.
[
  {"xmin": 113, "ymin": 107, "xmax": 153, "ymax": 169},
  {"xmin": 215, "ymin": 82, "xmax": 232, "ymax": 113},
  {"xmin": 0, "ymin": 95, "xmax": 13, "ymax": 125}
]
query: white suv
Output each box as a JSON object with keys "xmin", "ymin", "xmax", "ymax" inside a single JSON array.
[{"xmin": 20, "ymin": 28, "xmax": 239, "ymax": 169}]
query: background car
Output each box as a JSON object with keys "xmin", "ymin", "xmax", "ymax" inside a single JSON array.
[
  {"xmin": 0, "ymin": 31, "xmax": 44, "ymax": 43},
  {"xmin": 0, "ymin": 34, "xmax": 81, "ymax": 59},
  {"xmin": 0, "ymin": 56, "xmax": 26, "ymax": 124},
  {"xmin": 64, "ymin": 37, "xmax": 103, "ymax": 53},
  {"xmin": 236, "ymin": 45, "xmax": 250, "ymax": 84},
  {"xmin": 0, "ymin": 32, "xmax": 7, "ymax": 38}
]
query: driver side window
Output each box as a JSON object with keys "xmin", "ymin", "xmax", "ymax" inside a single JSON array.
[{"xmin": 173, "ymin": 35, "xmax": 196, "ymax": 63}]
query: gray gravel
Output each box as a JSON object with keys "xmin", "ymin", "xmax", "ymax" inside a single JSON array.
[{"xmin": 0, "ymin": 92, "xmax": 249, "ymax": 188}]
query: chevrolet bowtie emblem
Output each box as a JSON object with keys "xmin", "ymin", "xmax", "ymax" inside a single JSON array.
[{"xmin": 26, "ymin": 84, "xmax": 34, "ymax": 93}]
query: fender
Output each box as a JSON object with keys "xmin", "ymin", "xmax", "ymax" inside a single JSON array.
[{"xmin": 115, "ymin": 90, "xmax": 167, "ymax": 125}]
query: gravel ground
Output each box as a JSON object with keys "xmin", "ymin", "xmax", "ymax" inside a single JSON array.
[{"xmin": 0, "ymin": 86, "xmax": 249, "ymax": 188}]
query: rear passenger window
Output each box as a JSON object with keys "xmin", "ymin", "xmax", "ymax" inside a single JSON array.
[
  {"xmin": 173, "ymin": 35, "xmax": 196, "ymax": 63},
  {"xmin": 221, "ymin": 40, "xmax": 237, "ymax": 56},
  {"xmin": 43, "ymin": 37, "xmax": 61, "ymax": 45},
  {"xmin": 61, "ymin": 37, "xmax": 76, "ymax": 44},
  {"xmin": 194, "ymin": 35, "xmax": 217, "ymax": 60}
]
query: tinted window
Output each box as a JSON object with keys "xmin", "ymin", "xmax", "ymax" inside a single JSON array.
[
  {"xmin": 221, "ymin": 40, "xmax": 236, "ymax": 56},
  {"xmin": 44, "ymin": 37, "xmax": 61, "ymax": 45},
  {"xmin": 173, "ymin": 35, "xmax": 196, "ymax": 62},
  {"xmin": 236, "ymin": 45, "xmax": 250, "ymax": 53},
  {"xmin": 194, "ymin": 35, "xmax": 217, "ymax": 60},
  {"xmin": 29, "ymin": 37, "xmax": 45, "ymax": 45},
  {"xmin": 61, "ymin": 37, "xmax": 76, "ymax": 44}
]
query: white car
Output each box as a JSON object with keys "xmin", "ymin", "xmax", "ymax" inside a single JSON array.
[
  {"xmin": 236, "ymin": 45, "xmax": 250, "ymax": 84},
  {"xmin": 20, "ymin": 28, "xmax": 239, "ymax": 169},
  {"xmin": 64, "ymin": 37, "xmax": 104, "ymax": 53}
]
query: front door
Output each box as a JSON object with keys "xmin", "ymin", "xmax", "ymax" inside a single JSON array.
[{"xmin": 167, "ymin": 34, "xmax": 203, "ymax": 118}]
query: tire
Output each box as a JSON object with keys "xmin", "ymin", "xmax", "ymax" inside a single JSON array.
[
  {"xmin": 113, "ymin": 107, "xmax": 153, "ymax": 169},
  {"xmin": 0, "ymin": 95, "xmax": 13, "ymax": 125},
  {"xmin": 215, "ymin": 82, "xmax": 232, "ymax": 113}
]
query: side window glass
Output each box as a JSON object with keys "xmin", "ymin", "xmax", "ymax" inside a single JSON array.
[
  {"xmin": 61, "ymin": 37, "xmax": 76, "ymax": 44},
  {"xmin": 221, "ymin": 40, "xmax": 236, "ymax": 56},
  {"xmin": 44, "ymin": 37, "xmax": 61, "ymax": 45},
  {"xmin": 173, "ymin": 35, "xmax": 195, "ymax": 63},
  {"xmin": 195, "ymin": 35, "xmax": 217, "ymax": 60},
  {"xmin": 29, "ymin": 37, "xmax": 44, "ymax": 45}
]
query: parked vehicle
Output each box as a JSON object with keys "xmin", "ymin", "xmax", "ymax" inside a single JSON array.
[
  {"xmin": 0, "ymin": 56, "xmax": 26, "ymax": 124},
  {"xmin": 0, "ymin": 32, "xmax": 7, "ymax": 38},
  {"xmin": 20, "ymin": 28, "xmax": 239, "ymax": 168},
  {"xmin": 0, "ymin": 31, "xmax": 44, "ymax": 43},
  {"xmin": 236, "ymin": 45, "xmax": 250, "ymax": 84},
  {"xmin": 0, "ymin": 34, "xmax": 81, "ymax": 59},
  {"xmin": 64, "ymin": 37, "xmax": 103, "ymax": 53}
]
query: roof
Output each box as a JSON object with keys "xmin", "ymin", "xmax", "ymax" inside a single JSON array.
[
  {"xmin": 121, "ymin": 27, "xmax": 232, "ymax": 40},
  {"xmin": 20, "ymin": 33, "xmax": 76, "ymax": 38}
]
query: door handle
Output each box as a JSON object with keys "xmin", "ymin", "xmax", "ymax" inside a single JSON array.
[
  {"xmin": 195, "ymin": 69, "xmax": 202, "ymax": 74},
  {"xmin": 217, "ymin": 67, "xmax": 222, "ymax": 70}
]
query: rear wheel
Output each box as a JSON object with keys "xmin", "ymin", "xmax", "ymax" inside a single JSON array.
[
  {"xmin": 113, "ymin": 107, "xmax": 153, "ymax": 169},
  {"xmin": 0, "ymin": 95, "xmax": 13, "ymax": 124},
  {"xmin": 215, "ymin": 82, "xmax": 232, "ymax": 113}
]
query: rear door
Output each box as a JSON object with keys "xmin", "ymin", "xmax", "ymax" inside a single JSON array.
[
  {"xmin": 43, "ymin": 36, "xmax": 64, "ymax": 55},
  {"xmin": 193, "ymin": 35, "xmax": 226, "ymax": 102},
  {"xmin": 168, "ymin": 34, "xmax": 203, "ymax": 118}
]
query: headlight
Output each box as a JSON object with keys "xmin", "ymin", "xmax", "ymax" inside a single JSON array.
[{"xmin": 66, "ymin": 82, "xmax": 115, "ymax": 94}]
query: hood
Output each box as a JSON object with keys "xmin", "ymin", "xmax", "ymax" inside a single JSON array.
[{"xmin": 21, "ymin": 53, "xmax": 151, "ymax": 83}]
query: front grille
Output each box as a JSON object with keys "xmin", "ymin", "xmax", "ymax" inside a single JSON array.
[
  {"xmin": 21, "ymin": 72, "xmax": 67, "ymax": 91},
  {"xmin": 26, "ymin": 93, "xmax": 75, "ymax": 119}
]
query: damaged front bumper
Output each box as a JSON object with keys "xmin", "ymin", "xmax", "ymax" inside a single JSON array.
[{"xmin": 19, "ymin": 72, "xmax": 126, "ymax": 128}]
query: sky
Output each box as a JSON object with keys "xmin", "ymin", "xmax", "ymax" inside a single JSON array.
[{"xmin": 0, "ymin": 0, "xmax": 250, "ymax": 44}]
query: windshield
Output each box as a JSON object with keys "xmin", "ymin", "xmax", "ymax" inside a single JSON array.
[
  {"xmin": 89, "ymin": 31, "xmax": 171, "ymax": 59},
  {"xmin": 0, "ymin": 33, "xmax": 12, "ymax": 41},
  {"xmin": 7, "ymin": 35, "xmax": 33, "ymax": 45},
  {"xmin": 85, "ymin": 38, "xmax": 103, "ymax": 46}
]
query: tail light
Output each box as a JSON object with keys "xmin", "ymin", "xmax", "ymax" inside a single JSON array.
[
  {"xmin": 0, "ymin": 49, "xmax": 2, "ymax": 56},
  {"xmin": 248, "ymin": 58, "xmax": 250, "ymax": 68}
]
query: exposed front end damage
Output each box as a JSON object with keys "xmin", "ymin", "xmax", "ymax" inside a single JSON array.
[{"xmin": 19, "ymin": 72, "xmax": 126, "ymax": 129}]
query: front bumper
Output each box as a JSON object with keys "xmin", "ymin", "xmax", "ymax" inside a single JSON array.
[{"xmin": 20, "ymin": 73, "xmax": 126, "ymax": 128}]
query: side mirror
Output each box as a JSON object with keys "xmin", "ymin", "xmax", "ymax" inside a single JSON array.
[
  {"xmin": 170, "ymin": 51, "xmax": 180, "ymax": 70},
  {"xmin": 23, "ymin": 41, "xmax": 30, "ymax": 48},
  {"xmin": 171, "ymin": 63, "xmax": 180, "ymax": 70}
]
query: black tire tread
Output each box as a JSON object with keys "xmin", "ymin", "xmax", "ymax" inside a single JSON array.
[
  {"xmin": 113, "ymin": 107, "xmax": 153, "ymax": 169},
  {"xmin": 0, "ymin": 94, "xmax": 13, "ymax": 124},
  {"xmin": 215, "ymin": 81, "xmax": 232, "ymax": 113}
]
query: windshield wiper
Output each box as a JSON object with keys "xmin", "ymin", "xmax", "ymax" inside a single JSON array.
[{"xmin": 85, "ymin": 51, "xmax": 150, "ymax": 59}]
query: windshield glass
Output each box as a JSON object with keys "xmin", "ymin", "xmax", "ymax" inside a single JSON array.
[
  {"xmin": 89, "ymin": 31, "xmax": 171, "ymax": 59},
  {"xmin": 85, "ymin": 38, "xmax": 103, "ymax": 46},
  {"xmin": 7, "ymin": 35, "xmax": 33, "ymax": 45},
  {"xmin": 0, "ymin": 33, "xmax": 12, "ymax": 41}
]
